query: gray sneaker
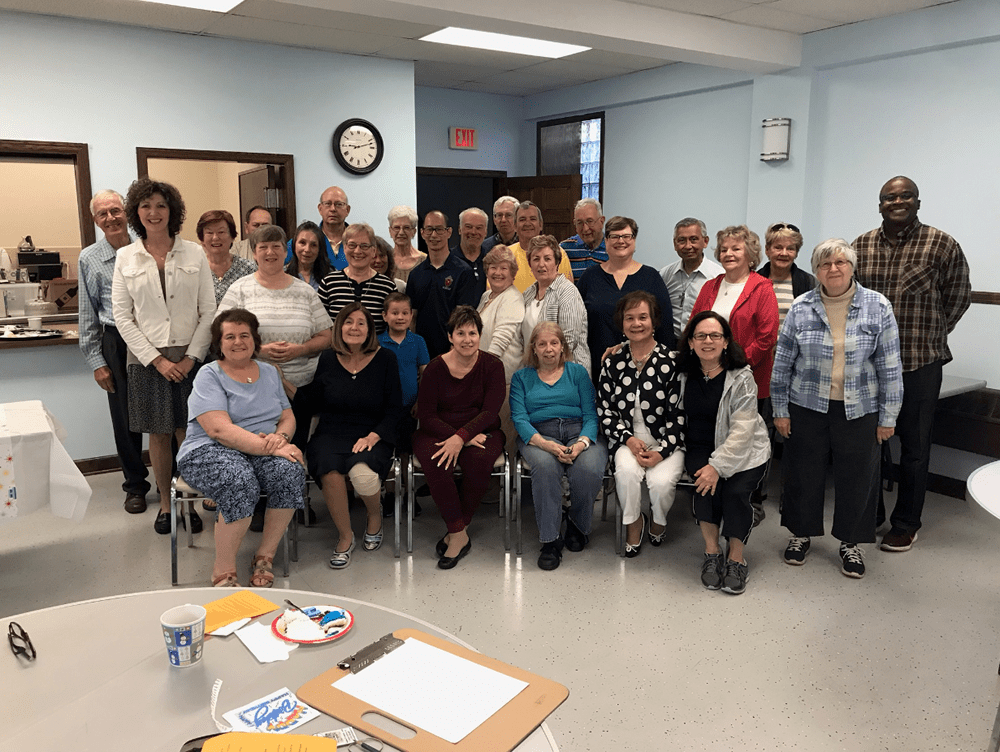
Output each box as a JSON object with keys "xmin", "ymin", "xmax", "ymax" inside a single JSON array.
[
  {"xmin": 783, "ymin": 536, "xmax": 811, "ymax": 565},
  {"xmin": 700, "ymin": 553, "xmax": 724, "ymax": 590},
  {"xmin": 839, "ymin": 543, "xmax": 865, "ymax": 579},
  {"xmin": 721, "ymin": 559, "xmax": 749, "ymax": 595}
]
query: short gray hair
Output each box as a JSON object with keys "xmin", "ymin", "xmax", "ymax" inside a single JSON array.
[
  {"xmin": 574, "ymin": 197, "xmax": 603, "ymax": 215},
  {"xmin": 90, "ymin": 189, "xmax": 125, "ymax": 214},
  {"xmin": 459, "ymin": 207, "xmax": 488, "ymax": 225},
  {"xmin": 493, "ymin": 196, "xmax": 520, "ymax": 215},
  {"xmin": 482, "ymin": 244, "xmax": 518, "ymax": 277},
  {"xmin": 810, "ymin": 238, "xmax": 857, "ymax": 277},
  {"xmin": 516, "ymin": 200, "xmax": 543, "ymax": 227},
  {"xmin": 674, "ymin": 217, "xmax": 708, "ymax": 238},
  {"xmin": 387, "ymin": 205, "xmax": 418, "ymax": 226}
]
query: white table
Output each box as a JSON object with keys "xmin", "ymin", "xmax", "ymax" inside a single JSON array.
[
  {"xmin": 0, "ymin": 400, "xmax": 91, "ymax": 522},
  {"xmin": 2, "ymin": 588, "xmax": 559, "ymax": 752}
]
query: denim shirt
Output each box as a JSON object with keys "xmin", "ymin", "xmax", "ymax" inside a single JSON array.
[{"xmin": 770, "ymin": 282, "xmax": 903, "ymax": 426}]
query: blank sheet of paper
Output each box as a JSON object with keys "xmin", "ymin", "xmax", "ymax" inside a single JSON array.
[{"xmin": 333, "ymin": 638, "xmax": 528, "ymax": 743}]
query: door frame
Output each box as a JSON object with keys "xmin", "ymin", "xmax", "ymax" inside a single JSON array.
[{"xmin": 136, "ymin": 147, "xmax": 296, "ymax": 233}]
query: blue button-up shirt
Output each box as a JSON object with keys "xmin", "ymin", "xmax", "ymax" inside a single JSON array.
[
  {"xmin": 770, "ymin": 282, "xmax": 904, "ymax": 426},
  {"xmin": 77, "ymin": 236, "xmax": 123, "ymax": 371}
]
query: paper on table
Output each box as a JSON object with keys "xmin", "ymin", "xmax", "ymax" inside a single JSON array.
[
  {"xmin": 221, "ymin": 687, "xmax": 319, "ymax": 733},
  {"xmin": 204, "ymin": 590, "xmax": 279, "ymax": 633},
  {"xmin": 334, "ymin": 637, "xmax": 529, "ymax": 743},
  {"xmin": 209, "ymin": 617, "xmax": 250, "ymax": 637},
  {"xmin": 236, "ymin": 621, "xmax": 298, "ymax": 663}
]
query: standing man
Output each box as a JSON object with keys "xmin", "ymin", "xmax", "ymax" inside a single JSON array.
[
  {"xmin": 285, "ymin": 186, "xmax": 349, "ymax": 270},
  {"xmin": 560, "ymin": 198, "xmax": 608, "ymax": 282},
  {"xmin": 854, "ymin": 176, "xmax": 971, "ymax": 552},
  {"xmin": 452, "ymin": 207, "xmax": 489, "ymax": 300},
  {"xmin": 482, "ymin": 196, "xmax": 519, "ymax": 254},
  {"xmin": 405, "ymin": 211, "xmax": 480, "ymax": 358},
  {"xmin": 508, "ymin": 201, "xmax": 575, "ymax": 292},
  {"xmin": 232, "ymin": 205, "xmax": 272, "ymax": 262},
  {"xmin": 77, "ymin": 190, "xmax": 150, "ymax": 513},
  {"xmin": 659, "ymin": 217, "xmax": 723, "ymax": 340}
]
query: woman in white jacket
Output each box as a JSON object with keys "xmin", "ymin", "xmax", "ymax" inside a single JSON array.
[
  {"xmin": 679, "ymin": 310, "xmax": 770, "ymax": 595},
  {"xmin": 112, "ymin": 178, "xmax": 216, "ymax": 534}
]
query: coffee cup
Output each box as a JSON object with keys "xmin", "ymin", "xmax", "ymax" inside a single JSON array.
[
  {"xmin": 26, "ymin": 316, "xmax": 42, "ymax": 331},
  {"xmin": 160, "ymin": 603, "xmax": 207, "ymax": 668}
]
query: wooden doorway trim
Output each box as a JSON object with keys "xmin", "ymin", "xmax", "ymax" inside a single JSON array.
[
  {"xmin": 136, "ymin": 147, "xmax": 296, "ymax": 233},
  {"xmin": 1, "ymin": 139, "xmax": 95, "ymax": 247}
]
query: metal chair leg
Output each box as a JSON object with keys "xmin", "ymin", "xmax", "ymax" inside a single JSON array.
[
  {"xmin": 406, "ymin": 456, "xmax": 415, "ymax": 554},
  {"xmin": 170, "ymin": 477, "xmax": 179, "ymax": 586},
  {"xmin": 393, "ymin": 457, "xmax": 402, "ymax": 558}
]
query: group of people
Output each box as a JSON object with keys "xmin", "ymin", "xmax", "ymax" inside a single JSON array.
[{"xmin": 77, "ymin": 174, "xmax": 971, "ymax": 593}]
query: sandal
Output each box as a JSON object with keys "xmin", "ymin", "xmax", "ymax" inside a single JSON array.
[
  {"xmin": 250, "ymin": 555, "xmax": 275, "ymax": 588},
  {"xmin": 329, "ymin": 536, "xmax": 356, "ymax": 570},
  {"xmin": 202, "ymin": 499, "xmax": 217, "ymax": 512},
  {"xmin": 212, "ymin": 571, "xmax": 239, "ymax": 587},
  {"xmin": 363, "ymin": 524, "xmax": 384, "ymax": 552}
]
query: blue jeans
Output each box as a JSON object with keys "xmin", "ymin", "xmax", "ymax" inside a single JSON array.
[{"xmin": 518, "ymin": 418, "xmax": 608, "ymax": 544}]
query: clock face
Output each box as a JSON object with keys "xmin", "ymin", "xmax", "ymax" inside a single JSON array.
[{"xmin": 333, "ymin": 119, "xmax": 384, "ymax": 175}]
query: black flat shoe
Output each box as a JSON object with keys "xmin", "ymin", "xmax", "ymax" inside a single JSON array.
[
  {"xmin": 189, "ymin": 510, "xmax": 203, "ymax": 534},
  {"xmin": 437, "ymin": 539, "xmax": 472, "ymax": 569},
  {"xmin": 154, "ymin": 511, "xmax": 171, "ymax": 535},
  {"xmin": 436, "ymin": 536, "xmax": 448, "ymax": 558}
]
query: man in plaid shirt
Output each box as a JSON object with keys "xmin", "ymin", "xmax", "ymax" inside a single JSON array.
[{"xmin": 853, "ymin": 176, "xmax": 971, "ymax": 552}]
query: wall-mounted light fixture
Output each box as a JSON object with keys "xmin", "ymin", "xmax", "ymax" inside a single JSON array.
[{"xmin": 761, "ymin": 118, "xmax": 791, "ymax": 162}]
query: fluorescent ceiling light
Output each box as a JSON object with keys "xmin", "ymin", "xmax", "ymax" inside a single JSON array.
[
  {"xmin": 134, "ymin": 0, "xmax": 241, "ymax": 11},
  {"xmin": 420, "ymin": 27, "xmax": 589, "ymax": 59}
]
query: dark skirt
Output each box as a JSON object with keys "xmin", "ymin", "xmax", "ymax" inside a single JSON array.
[
  {"xmin": 307, "ymin": 432, "xmax": 395, "ymax": 487},
  {"xmin": 127, "ymin": 363, "xmax": 195, "ymax": 434}
]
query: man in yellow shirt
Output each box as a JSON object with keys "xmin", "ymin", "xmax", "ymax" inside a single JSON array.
[{"xmin": 508, "ymin": 200, "xmax": 574, "ymax": 292}]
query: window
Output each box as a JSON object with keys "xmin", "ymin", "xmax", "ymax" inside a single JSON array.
[{"xmin": 537, "ymin": 112, "xmax": 604, "ymax": 204}]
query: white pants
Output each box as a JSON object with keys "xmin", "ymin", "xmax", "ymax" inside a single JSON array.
[{"xmin": 614, "ymin": 446, "xmax": 685, "ymax": 526}]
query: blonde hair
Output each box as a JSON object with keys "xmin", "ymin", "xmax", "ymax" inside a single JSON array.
[{"xmin": 524, "ymin": 322, "xmax": 571, "ymax": 370}]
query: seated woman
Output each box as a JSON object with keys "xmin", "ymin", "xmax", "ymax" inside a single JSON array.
[
  {"xmin": 511, "ymin": 322, "xmax": 607, "ymax": 571},
  {"xmin": 520, "ymin": 235, "xmax": 590, "ymax": 376},
  {"xmin": 285, "ymin": 221, "xmax": 331, "ymax": 291},
  {"xmin": 597, "ymin": 291, "xmax": 684, "ymax": 558},
  {"xmin": 679, "ymin": 311, "xmax": 770, "ymax": 595},
  {"xmin": 296, "ymin": 302, "xmax": 405, "ymax": 569},
  {"xmin": 413, "ymin": 306, "xmax": 505, "ymax": 570},
  {"xmin": 176, "ymin": 308, "xmax": 306, "ymax": 588},
  {"xmin": 772, "ymin": 238, "xmax": 902, "ymax": 578}
]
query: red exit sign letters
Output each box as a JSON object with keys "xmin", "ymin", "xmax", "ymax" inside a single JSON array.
[{"xmin": 448, "ymin": 127, "xmax": 477, "ymax": 150}]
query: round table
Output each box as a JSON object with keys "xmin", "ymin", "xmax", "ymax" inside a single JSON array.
[{"xmin": 3, "ymin": 588, "xmax": 559, "ymax": 751}]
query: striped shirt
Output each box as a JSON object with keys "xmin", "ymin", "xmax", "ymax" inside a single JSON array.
[
  {"xmin": 559, "ymin": 234, "xmax": 608, "ymax": 282},
  {"xmin": 770, "ymin": 283, "xmax": 903, "ymax": 426},
  {"xmin": 317, "ymin": 270, "xmax": 397, "ymax": 334},
  {"xmin": 772, "ymin": 278, "xmax": 795, "ymax": 331},
  {"xmin": 77, "ymin": 237, "xmax": 120, "ymax": 371},
  {"xmin": 853, "ymin": 220, "xmax": 971, "ymax": 372}
]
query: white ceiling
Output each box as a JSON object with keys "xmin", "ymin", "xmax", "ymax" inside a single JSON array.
[{"xmin": 2, "ymin": 0, "xmax": 955, "ymax": 95}]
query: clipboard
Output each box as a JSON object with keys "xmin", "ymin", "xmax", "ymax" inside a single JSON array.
[{"xmin": 297, "ymin": 628, "xmax": 568, "ymax": 752}]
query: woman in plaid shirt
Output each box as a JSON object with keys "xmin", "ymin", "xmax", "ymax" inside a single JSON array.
[{"xmin": 771, "ymin": 238, "xmax": 903, "ymax": 580}]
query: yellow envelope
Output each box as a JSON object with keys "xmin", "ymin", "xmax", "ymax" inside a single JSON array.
[{"xmin": 204, "ymin": 591, "xmax": 280, "ymax": 634}]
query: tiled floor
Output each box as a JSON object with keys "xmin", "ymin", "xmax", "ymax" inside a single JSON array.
[{"xmin": 2, "ymin": 466, "xmax": 997, "ymax": 751}]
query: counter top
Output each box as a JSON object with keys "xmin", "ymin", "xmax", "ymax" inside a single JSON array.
[{"xmin": 0, "ymin": 321, "xmax": 79, "ymax": 350}]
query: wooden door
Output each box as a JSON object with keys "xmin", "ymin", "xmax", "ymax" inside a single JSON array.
[
  {"xmin": 496, "ymin": 174, "xmax": 582, "ymax": 245},
  {"xmin": 239, "ymin": 165, "xmax": 289, "ymax": 237}
]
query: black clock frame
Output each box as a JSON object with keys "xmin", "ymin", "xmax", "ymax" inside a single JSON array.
[{"xmin": 332, "ymin": 118, "xmax": 384, "ymax": 175}]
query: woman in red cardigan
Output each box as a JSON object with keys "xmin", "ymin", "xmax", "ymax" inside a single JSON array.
[
  {"xmin": 691, "ymin": 225, "xmax": 779, "ymax": 403},
  {"xmin": 413, "ymin": 305, "xmax": 506, "ymax": 569}
]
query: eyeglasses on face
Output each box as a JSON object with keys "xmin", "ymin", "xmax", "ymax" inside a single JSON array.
[
  {"xmin": 879, "ymin": 192, "xmax": 916, "ymax": 204},
  {"xmin": 818, "ymin": 258, "xmax": 851, "ymax": 271},
  {"xmin": 321, "ymin": 201, "xmax": 348, "ymax": 210},
  {"xmin": 95, "ymin": 208, "xmax": 125, "ymax": 220},
  {"xmin": 770, "ymin": 222, "xmax": 800, "ymax": 233},
  {"xmin": 692, "ymin": 332, "xmax": 725, "ymax": 342},
  {"xmin": 493, "ymin": 212, "xmax": 514, "ymax": 221},
  {"xmin": 574, "ymin": 218, "xmax": 601, "ymax": 228},
  {"xmin": 422, "ymin": 226, "xmax": 449, "ymax": 235},
  {"xmin": 390, "ymin": 224, "xmax": 414, "ymax": 233},
  {"xmin": 8, "ymin": 621, "xmax": 35, "ymax": 661},
  {"xmin": 607, "ymin": 232, "xmax": 634, "ymax": 242},
  {"xmin": 345, "ymin": 242, "xmax": 373, "ymax": 251}
]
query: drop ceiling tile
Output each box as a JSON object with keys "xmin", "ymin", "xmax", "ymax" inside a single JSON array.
[
  {"xmin": 621, "ymin": 0, "xmax": 752, "ymax": 14},
  {"xmin": 201, "ymin": 14, "xmax": 400, "ymax": 54},
  {"xmin": 230, "ymin": 0, "xmax": 439, "ymax": 38},
  {"xmin": 373, "ymin": 39, "xmax": 547, "ymax": 69},
  {"xmin": 414, "ymin": 59, "xmax": 505, "ymax": 84},
  {"xmin": 569, "ymin": 48, "xmax": 676, "ymax": 72},
  {"xmin": 0, "ymin": 0, "xmax": 221, "ymax": 32},
  {"xmin": 721, "ymin": 4, "xmax": 838, "ymax": 32},
  {"xmin": 766, "ymin": 0, "xmax": 945, "ymax": 24}
]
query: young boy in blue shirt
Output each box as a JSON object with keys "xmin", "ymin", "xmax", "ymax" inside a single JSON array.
[{"xmin": 378, "ymin": 292, "xmax": 430, "ymax": 516}]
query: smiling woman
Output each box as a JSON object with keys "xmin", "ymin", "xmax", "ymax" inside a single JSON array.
[{"xmin": 318, "ymin": 222, "xmax": 398, "ymax": 333}]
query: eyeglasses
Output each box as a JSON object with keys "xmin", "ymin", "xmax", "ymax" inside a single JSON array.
[
  {"xmin": 691, "ymin": 332, "xmax": 725, "ymax": 342},
  {"xmin": 574, "ymin": 218, "xmax": 601, "ymax": 228},
  {"xmin": 94, "ymin": 207, "xmax": 124, "ymax": 220},
  {"xmin": 422, "ymin": 226, "xmax": 449, "ymax": 235},
  {"xmin": 8, "ymin": 622, "xmax": 35, "ymax": 661},
  {"xmin": 345, "ymin": 242, "xmax": 373, "ymax": 251},
  {"xmin": 493, "ymin": 212, "xmax": 514, "ymax": 221},
  {"xmin": 320, "ymin": 201, "xmax": 349, "ymax": 210},
  {"xmin": 390, "ymin": 224, "xmax": 414, "ymax": 233},
  {"xmin": 607, "ymin": 233, "xmax": 634, "ymax": 242},
  {"xmin": 770, "ymin": 222, "xmax": 800, "ymax": 233},
  {"xmin": 818, "ymin": 258, "xmax": 851, "ymax": 271},
  {"xmin": 879, "ymin": 192, "xmax": 915, "ymax": 203}
]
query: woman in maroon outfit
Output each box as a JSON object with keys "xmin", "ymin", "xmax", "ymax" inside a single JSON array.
[{"xmin": 413, "ymin": 306, "xmax": 506, "ymax": 569}]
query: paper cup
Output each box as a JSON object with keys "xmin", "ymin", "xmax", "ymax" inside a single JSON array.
[
  {"xmin": 160, "ymin": 603, "xmax": 207, "ymax": 668},
  {"xmin": 26, "ymin": 316, "xmax": 42, "ymax": 330}
]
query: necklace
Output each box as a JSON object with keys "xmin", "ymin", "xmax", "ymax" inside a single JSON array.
[
  {"xmin": 631, "ymin": 346, "xmax": 654, "ymax": 370},
  {"xmin": 701, "ymin": 363, "xmax": 723, "ymax": 381}
]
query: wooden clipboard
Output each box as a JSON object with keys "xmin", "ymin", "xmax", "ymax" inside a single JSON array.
[{"xmin": 297, "ymin": 628, "xmax": 568, "ymax": 752}]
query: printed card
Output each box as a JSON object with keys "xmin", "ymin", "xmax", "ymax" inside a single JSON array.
[{"xmin": 222, "ymin": 687, "xmax": 320, "ymax": 734}]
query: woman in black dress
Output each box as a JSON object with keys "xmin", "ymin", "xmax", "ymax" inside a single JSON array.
[{"xmin": 296, "ymin": 302, "xmax": 404, "ymax": 569}]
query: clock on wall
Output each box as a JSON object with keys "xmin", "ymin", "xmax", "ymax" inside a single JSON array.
[{"xmin": 332, "ymin": 118, "xmax": 384, "ymax": 175}]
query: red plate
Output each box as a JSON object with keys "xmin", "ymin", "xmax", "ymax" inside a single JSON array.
[{"xmin": 271, "ymin": 605, "xmax": 354, "ymax": 644}]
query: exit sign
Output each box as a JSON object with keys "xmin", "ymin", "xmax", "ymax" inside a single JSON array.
[{"xmin": 449, "ymin": 127, "xmax": 477, "ymax": 150}]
